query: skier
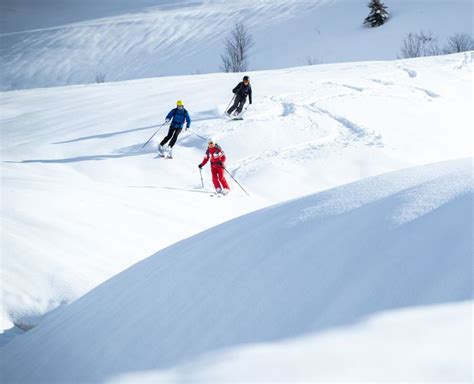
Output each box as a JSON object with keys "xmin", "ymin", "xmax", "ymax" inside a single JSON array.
[
  {"xmin": 198, "ymin": 138, "xmax": 230, "ymax": 195},
  {"xmin": 226, "ymin": 75, "xmax": 252, "ymax": 117},
  {"xmin": 158, "ymin": 100, "xmax": 191, "ymax": 158}
]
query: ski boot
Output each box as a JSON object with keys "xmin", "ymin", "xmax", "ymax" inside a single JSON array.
[{"xmin": 158, "ymin": 145, "xmax": 165, "ymax": 157}]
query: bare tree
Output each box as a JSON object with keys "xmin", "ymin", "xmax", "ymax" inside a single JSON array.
[
  {"xmin": 95, "ymin": 73, "xmax": 106, "ymax": 83},
  {"xmin": 399, "ymin": 31, "xmax": 440, "ymax": 58},
  {"xmin": 443, "ymin": 33, "xmax": 474, "ymax": 53},
  {"xmin": 306, "ymin": 56, "xmax": 322, "ymax": 65},
  {"xmin": 220, "ymin": 23, "xmax": 254, "ymax": 73}
]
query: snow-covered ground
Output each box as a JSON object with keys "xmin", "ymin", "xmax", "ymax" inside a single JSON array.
[
  {"xmin": 2, "ymin": 157, "xmax": 472, "ymax": 383},
  {"xmin": 1, "ymin": 0, "xmax": 473, "ymax": 380},
  {"xmin": 111, "ymin": 301, "xmax": 472, "ymax": 383},
  {"xmin": 1, "ymin": 0, "xmax": 472, "ymax": 90},
  {"xmin": 1, "ymin": 52, "xmax": 472, "ymax": 334}
]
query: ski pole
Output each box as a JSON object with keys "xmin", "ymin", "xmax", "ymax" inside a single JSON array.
[
  {"xmin": 141, "ymin": 122, "xmax": 167, "ymax": 149},
  {"xmin": 224, "ymin": 94, "xmax": 236, "ymax": 114},
  {"xmin": 187, "ymin": 128, "xmax": 207, "ymax": 142},
  {"xmin": 223, "ymin": 167, "xmax": 249, "ymax": 196},
  {"xmin": 199, "ymin": 168, "xmax": 204, "ymax": 188}
]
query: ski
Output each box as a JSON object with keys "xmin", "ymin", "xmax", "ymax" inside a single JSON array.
[
  {"xmin": 224, "ymin": 112, "xmax": 244, "ymax": 121},
  {"xmin": 210, "ymin": 191, "xmax": 230, "ymax": 197}
]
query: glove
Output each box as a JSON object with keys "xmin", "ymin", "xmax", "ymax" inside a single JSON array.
[
  {"xmin": 198, "ymin": 164, "xmax": 203, "ymax": 169},
  {"xmin": 217, "ymin": 161, "xmax": 223, "ymax": 167},
  {"xmin": 165, "ymin": 119, "xmax": 170, "ymax": 123},
  {"xmin": 249, "ymin": 102, "xmax": 252, "ymax": 105},
  {"xmin": 185, "ymin": 126, "xmax": 189, "ymax": 131}
]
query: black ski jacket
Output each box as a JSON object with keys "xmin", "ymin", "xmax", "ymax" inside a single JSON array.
[{"xmin": 233, "ymin": 82, "xmax": 252, "ymax": 104}]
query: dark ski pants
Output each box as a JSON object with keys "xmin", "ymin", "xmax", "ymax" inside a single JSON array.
[
  {"xmin": 227, "ymin": 96, "xmax": 246, "ymax": 115},
  {"xmin": 160, "ymin": 127, "xmax": 183, "ymax": 148}
]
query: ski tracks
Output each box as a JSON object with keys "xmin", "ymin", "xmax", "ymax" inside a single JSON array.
[
  {"xmin": 308, "ymin": 105, "xmax": 384, "ymax": 147},
  {"xmin": 229, "ymin": 94, "xmax": 384, "ymax": 178},
  {"xmin": 188, "ymin": 87, "xmax": 386, "ymax": 180},
  {"xmin": 368, "ymin": 66, "xmax": 441, "ymax": 100},
  {"xmin": 270, "ymin": 94, "xmax": 384, "ymax": 148}
]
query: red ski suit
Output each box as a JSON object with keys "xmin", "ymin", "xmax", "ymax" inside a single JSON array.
[{"xmin": 199, "ymin": 144, "xmax": 230, "ymax": 190}]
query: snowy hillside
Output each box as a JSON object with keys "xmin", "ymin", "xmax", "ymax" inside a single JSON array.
[
  {"xmin": 1, "ymin": 53, "xmax": 472, "ymax": 336},
  {"xmin": 2, "ymin": 158, "xmax": 472, "ymax": 383},
  {"xmin": 1, "ymin": 0, "xmax": 472, "ymax": 90}
]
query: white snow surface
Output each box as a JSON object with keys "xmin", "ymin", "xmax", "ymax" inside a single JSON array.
[
  {"xmin": 1, "ymin": 53, "xmax": 472, "ymax": 334},
  {"xmin": 112, "ymin": 302, "xmax": 473, "ymax": 383},
  {"xmin": 1, "ymin": 157, "xmax": 473, "ymax": 383},
  {"xmin": 1, "ymin": 0, "xmax": 472, "ymax": 90}
]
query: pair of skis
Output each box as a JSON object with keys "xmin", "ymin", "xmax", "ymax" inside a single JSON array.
[
  {"xmin": 226, "ymin": 112, "xmax": 244, "ymax": 121},
  {"xmin": 210, "ymin": 190, "xmax": 229, "ymax": 198},
  {"xmin": 200, "ymin": 168, "xmax": 227, "ymax": 197},
  {"xmin": 226, "ymin": 107, "xmax": 246, "ymax": 120}
]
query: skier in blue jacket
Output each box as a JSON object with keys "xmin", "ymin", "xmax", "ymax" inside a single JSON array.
[{"xmin": 158, "ymin": 100, "xmax": 191, "ymax": 158}]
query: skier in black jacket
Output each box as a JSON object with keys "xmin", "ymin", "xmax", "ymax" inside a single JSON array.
[{"xmin": 226, "ymin": 75, "xmax": 252, "ymax": 117}]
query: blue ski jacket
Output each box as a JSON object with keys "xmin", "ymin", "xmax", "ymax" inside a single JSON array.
[{"xmin": 166, "ymin": 108, "xmax": 191, "ymax": 129}]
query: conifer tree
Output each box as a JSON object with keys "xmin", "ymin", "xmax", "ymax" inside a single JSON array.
[{"xmin": 364, "ymin": 0, "xmax": 389, "ymax": 28}]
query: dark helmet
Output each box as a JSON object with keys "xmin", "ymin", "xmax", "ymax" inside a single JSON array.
[{"xmin": 243, "ymin": 76, "xmax": 249, "ymax": 81}]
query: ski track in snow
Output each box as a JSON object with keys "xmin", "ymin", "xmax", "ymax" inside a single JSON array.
[
  {"xmin": 227, "ymin": 93, "xmax": 384, "ymax": 171},
  {"xmin": 180, "ymin": 60, "xmax": 456, "ymax": 182},
  {"xmin": 179, "ymin": 65, "xmax": 452, "ymax": 180},
  {"xmin": 218, "ymin": 93, "xmax": 384, "ymax": 177},
  {"xmin": 413, "ymin": 86, "xmax": 440, "ymax": 98},
  {"xmin": 307, "ymin": 104, "xmax": 384, "ymax": 147},
  {"xmin": 368, "ymin": 75, "xmax": 441, "ymax": 101},
  {"xmin": 323, "ymin": 81, "xmax": 365, "ymax": 92}
]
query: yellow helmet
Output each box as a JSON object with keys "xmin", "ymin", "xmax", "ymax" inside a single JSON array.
[{"xmin": 176, "ymin": 100, "xmax": 184, "ymax": 106}]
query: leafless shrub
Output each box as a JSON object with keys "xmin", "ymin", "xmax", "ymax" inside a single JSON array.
[
  {"xmin": 399, "ymin": 31, "xmax": 440, "ymax": 58},
  {"xmin": 306, "ymin": 56, "xmax": 322, "ymax": 66},
  {"xmin": 443, "ymin": 33, "xmax": 474, "ymax": 53},
  {"xmin": 95, "ymin": 73, "xmax": 106, "ymax": 83},
  {"xmin": 220, "ymin": 23, "xmax": 254, "ymax": 73}
]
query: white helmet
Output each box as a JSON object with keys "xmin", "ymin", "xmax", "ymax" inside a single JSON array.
[{"xmin": 207, "ymin": 137, "xmax": 214, "ymax": 144}]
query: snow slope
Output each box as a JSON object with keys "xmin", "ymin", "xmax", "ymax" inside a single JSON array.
[
  {"xmin": 114, "ymin": 302, "xmax": 473, "ymax": 383},
  {"xmin": 1, "ymin": 0, "xmax": 472, "ymax": 90},
  {"xmin": 1, "ymin": 53, "xmax": 472, "ymax": 334},
  {"xmin": 2, "ymin": 158, "xmax": 472, "ymax": 383}
]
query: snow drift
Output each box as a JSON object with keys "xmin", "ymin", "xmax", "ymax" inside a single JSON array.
[{"xmin": 2, "ymin": 158, "xmax": 472, "ymax": 383}]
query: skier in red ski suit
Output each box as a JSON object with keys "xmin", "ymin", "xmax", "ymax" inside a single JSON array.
[{"xmin": 198, "ymin": 138, "xmax": 230, "ymax": 194}]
